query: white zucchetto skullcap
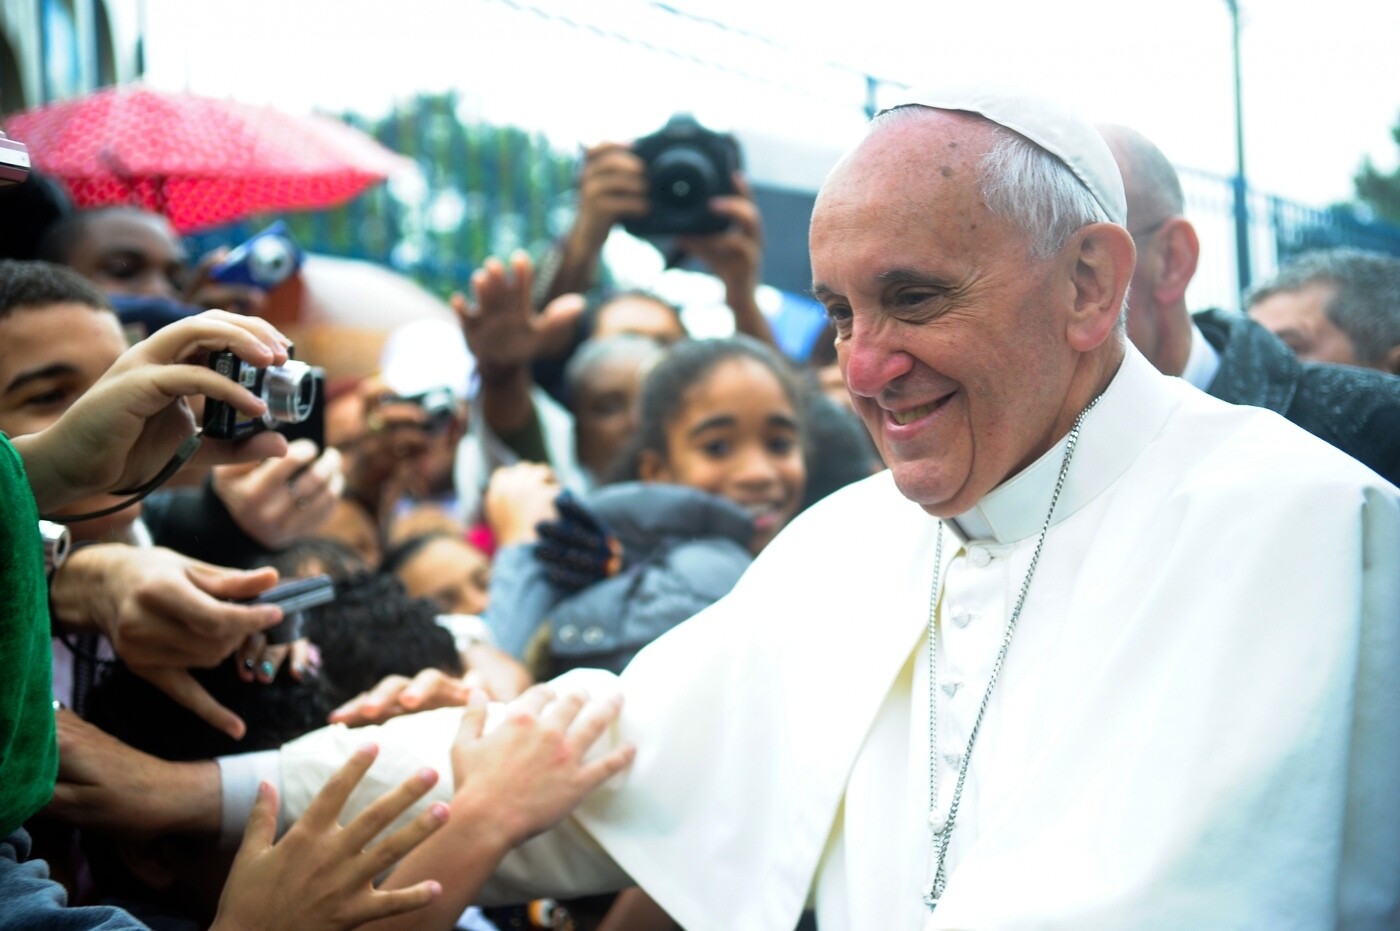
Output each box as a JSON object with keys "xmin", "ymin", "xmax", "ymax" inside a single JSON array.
[{"xmin": 879, "ymin": 84, "xmax": 1126, "ymax": 227}]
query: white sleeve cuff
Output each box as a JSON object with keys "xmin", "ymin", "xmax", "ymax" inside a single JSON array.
[{"xmin": 217, "ymin": 750, "xmax": 281, "ymax": 848}]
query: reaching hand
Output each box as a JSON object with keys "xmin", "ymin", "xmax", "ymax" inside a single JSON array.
[
  {"xmin": 483, "ymin": 462, "xmax": 562, "ymax": 546},
  {"xmin": 450, "ymin": 686, "xmax": 635, "ymax": 849},
  {"xmin": 15, "ymin": 309, "xmax": 293, "ymax": 514},
  {"xmin": 454, "ymin": 252, "xmax": 540, "ymax": 380},
  {"xmin": 48, "ymin": 544, "xmax": 284, "ymax": 738},
  {"xmin": 213, "ymin": 439, "xmax": 345, "ymax": 550},
  {"xmin": 329, "ymin": 669, "xmax": 477, "ymax": 727},
  {"xmin": 454, "ymin": 254, "xmax": 587, "ymax": 378},
  {"xmin": 210, "ymin": 745, "xmax": 447, "ymax": 931}
]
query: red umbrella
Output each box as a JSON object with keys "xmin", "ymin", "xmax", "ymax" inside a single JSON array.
[{"xmin": 4, "ymin": 84, "xmax": 413, "ymax": 232}]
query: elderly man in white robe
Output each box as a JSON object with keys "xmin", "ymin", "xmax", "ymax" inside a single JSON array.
[{"xmin": 53, "ymin": 87, "xmax": 1399, "ymax": 930}]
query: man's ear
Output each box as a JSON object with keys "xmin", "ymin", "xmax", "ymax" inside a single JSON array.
[
  {"xmin": 1150, "ymin": 217, "xmax": 1200, "ymax": 306},
  {"xmin": 1066, "ymin": 222, "xmax": 1135, "ymax": 352},
  {"xmin": 637, "ymin": 448, "xmax": 671, "ymax": 484}
]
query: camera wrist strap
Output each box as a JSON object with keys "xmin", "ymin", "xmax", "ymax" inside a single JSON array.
[{"xmin": 39, "ymin": 432, "xmax": 203, "ymax": 523}]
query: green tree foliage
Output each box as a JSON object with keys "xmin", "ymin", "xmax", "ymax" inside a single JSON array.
[
  {"xmin": 279, "ymin": 91, "xmax": 579, "ymax": 298},
  {"xmin": 1354, "ymin": 112, "xmax": 1400, "ymax": 225}
]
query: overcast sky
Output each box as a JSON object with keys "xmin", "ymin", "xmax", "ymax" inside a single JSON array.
[{"xmin": 145, "ymin": 0, "xmax": 1399, "ymax": 208}]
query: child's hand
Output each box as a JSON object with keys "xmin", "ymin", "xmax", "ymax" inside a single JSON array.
[
  {"xmin": 483, "ymin": 462, "xmax": 561, "ymax": 545},
  {"xmin": 211, "ymin": 745, "xmax": 447, "ymax": 931},
  {"xmin": 534, "ymin": 490, "xmax": 624, "ymax": 591}
]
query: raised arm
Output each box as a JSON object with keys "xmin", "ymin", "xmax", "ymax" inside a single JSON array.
[
  {"xmin": 538, "ymin": 142, "xmax": 649, "ymax": 306},
  {"xmin": 675, "ymin": 174, "xmax": 777, "ymax": 349}
]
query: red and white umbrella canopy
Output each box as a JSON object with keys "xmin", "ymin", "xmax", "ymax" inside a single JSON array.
[{"xmin": 5, "ymin": 84, "xmax": 413, "ymax": 232}]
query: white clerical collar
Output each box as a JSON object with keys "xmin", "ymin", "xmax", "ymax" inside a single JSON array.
[
  {"xmin": 1180, "ymin": 322, "xmax": 1222, "ymax": 391},
  {"xmin": 946, "ymin": 346, "xmax": 1174, "ymax": 545}
]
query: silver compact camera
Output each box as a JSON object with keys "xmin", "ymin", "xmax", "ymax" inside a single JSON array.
[{"xmin": 202, "ymin": 348, "xmax": 319, "ymax": 441}]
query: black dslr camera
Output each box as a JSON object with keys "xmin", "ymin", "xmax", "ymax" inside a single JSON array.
[
  {"xmin": 203, "ymin": 347, "xmax": 323, "ymax": 441},
  {"xmin": 623, "ymin": 114, "xmax": 742, "ymax": 238}
]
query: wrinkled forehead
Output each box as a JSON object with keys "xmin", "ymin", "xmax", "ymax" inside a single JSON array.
[{"xmin": 811, "ymin": 110, "xmax": 1007, "ymax": 247}]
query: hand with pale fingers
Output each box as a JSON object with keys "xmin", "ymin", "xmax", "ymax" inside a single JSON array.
[
  {"xmin": 483, "ymin": 461, "xmax": 562, "ymax": 546},
  {"xmin": 460, "ymin": 645, "xmax": 533, "ymax": 702},
  {"xmin": 450, "ymin": 686, "xmax": 636, "ymax": 848},
  {"xmin": 209, "ymin": 745, "xmax": 447, "ymax": 931},
  {"xmin": 452, "ymin": 252, "xmax": 541, "ymax": 377},
  {"xmin": 573, "ymin": 142, "xmax": 649, "ymax": 252},
  {"xmin": 15, "ymin": 308, "xmax": 294, "ymax": 513},
  {"xmin": 47, "ymin": 544, "xmax": 284, "ymax": 738},
  {"xmin": 676, "ymin": 174, "xmax": 763, "ymax": 298},
  {"xmin": 213, "ymin": 439, "xmax": 345, "ymax": 549},
  {"xmin": 329, "ymin": 668, "xmax": 475, "ymax": 727}
]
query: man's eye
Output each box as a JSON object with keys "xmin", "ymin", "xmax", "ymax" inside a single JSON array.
[
  {"xmin": 25, "ymin": 388, "xmax": 71, "ymax": 408},
  {"xmin": 824, "ymin": 304, "xmax": 853, "ymax": 333},
  {"xmin": 100, "ymin": 257, "xmax": 144, "ymax": 281}
]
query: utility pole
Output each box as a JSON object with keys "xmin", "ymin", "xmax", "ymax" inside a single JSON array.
[{"xmin": 1225, "ymin": 0, "xmax": 1252, "ymax": 296}]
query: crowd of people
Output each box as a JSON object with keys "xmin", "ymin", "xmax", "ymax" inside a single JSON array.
[{"xmin": 0, "ymin": 80, "xmax": 1398, "ymax": 931}]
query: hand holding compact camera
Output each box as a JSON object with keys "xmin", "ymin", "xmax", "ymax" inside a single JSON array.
[{"xmin": 203, "ymin": 346, "xmax": 324, "ymax": 443}]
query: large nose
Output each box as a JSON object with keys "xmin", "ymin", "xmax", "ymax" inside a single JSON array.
[{"xmin": 840, "ymin": 321, "xmax": 914, "ymax": 399}]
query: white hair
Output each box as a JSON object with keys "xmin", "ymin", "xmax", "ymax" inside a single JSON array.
[{"xmin": 978, "ymin": 129, "xmax": 1110, "ymax": 259}]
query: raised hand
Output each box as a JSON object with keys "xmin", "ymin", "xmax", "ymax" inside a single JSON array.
[{"xmin": 210, "ymin": 744, "xmax": 448, "ymax": 931}]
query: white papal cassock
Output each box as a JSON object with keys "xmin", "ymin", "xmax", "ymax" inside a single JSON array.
[{"xmin": 228, "ymin": 346, "xmax": 1400, "ymax": 930}]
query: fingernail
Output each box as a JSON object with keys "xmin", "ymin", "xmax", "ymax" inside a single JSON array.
[
  {"xmin": 429, "ymin": 803, "xmax": 450, "ymax": 822},
  {"xmin": 418, "ymin": 767, "xmax": 439, "ymax": 787},
  {"xmin": 243, "ymin": 657, "xmax": 256, "ymax": 670},
  {"xmin": 355, "ymin": 742, "xmax": 379, "ymax": 760},
  {"xmin": 426, "ymin": 880, "xmax": 443, "ymax": 897},
  {"xmin": 258, "ymin": 660, "xmax": 276, "ymax": 680}
]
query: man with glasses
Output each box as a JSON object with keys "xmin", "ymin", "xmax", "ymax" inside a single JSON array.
[{"xmin": 1101, "ymin": 123, "xmax": 1400, "ymax": 486}]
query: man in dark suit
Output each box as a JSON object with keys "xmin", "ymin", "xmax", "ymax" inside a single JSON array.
[{"xmin": 1101, "ymin": 123, "xmax": 1400, "ymax": 486}]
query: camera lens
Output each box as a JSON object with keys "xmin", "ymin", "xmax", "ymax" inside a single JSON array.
[
  {"xmin": 650, "ymin": 146, "xmax": 719, "ymax": 219},
  {"xmin": 261, "ymin": 360, "xmax": 315, "ymax": 424}
]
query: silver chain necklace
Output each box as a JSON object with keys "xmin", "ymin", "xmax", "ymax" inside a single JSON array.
[{"xmin": 922, "ymin": 396, "xmax": 1100, "ymax": 911}]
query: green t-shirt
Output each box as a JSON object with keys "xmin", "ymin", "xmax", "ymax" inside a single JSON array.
[{"xmin": 0, "ymin": 434, "xmax": 57, "ymax": 836}]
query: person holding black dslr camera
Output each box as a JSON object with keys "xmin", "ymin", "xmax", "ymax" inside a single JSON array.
[{"xmin": 537, "ymin": 115, "xmax": 776, "ymax": 350}]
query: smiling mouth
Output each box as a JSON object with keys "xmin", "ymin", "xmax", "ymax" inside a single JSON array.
[
  {"xmin": 739, "ymin": 501, "xmax": 787, "ymax": 528},
  {"xmin": 889, "ymin": 394, "xmax": 952, "ymax": 426}
]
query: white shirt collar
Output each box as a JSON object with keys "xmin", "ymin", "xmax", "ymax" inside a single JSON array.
[
  {"xmin": 947, "ymin": 346, "xmax": 1174, "ymax": 545},
  {"xmin": 1180, "ymin": 322, "xmax": 1222, "ymax": 391}
]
